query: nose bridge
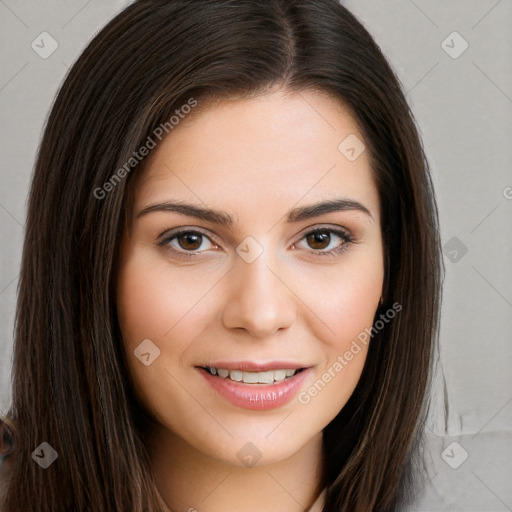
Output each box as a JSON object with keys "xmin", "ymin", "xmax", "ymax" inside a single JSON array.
[{"xmin": 220, "ymin": 240, "xmax": 296, "ymax": 337}]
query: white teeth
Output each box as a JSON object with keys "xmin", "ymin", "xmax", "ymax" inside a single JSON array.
[
  {"xmin": 243, "ymin": 372, "xmax": 260, "ymax": 384},
  {"xmin": 229, "ymin": 370, "xmax": 243, "ymax": 381},
  {"xmin": 207, "ymin": 367, "xmax": 299, "ymax": 383},
  {"xmin": 274, "ymin": 369, "xmax": 287, "ymax": 381},
  {"xmin": 258, "ymin": 371, "xmax": 275, "ymax": 384}
]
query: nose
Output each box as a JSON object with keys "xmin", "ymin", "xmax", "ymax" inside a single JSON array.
[{"xmin": 220, "ymin": 250, "xmax": 296, "ymax": 338}]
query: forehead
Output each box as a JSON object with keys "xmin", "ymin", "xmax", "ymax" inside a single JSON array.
[{"xmin": 134, "ymin": 88, "xmax": 379, "ymax": 221}]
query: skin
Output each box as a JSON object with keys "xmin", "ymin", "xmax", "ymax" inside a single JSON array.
[{"xmin": 116, "ymin": 87, "xmax": 384, "ymax": 512}]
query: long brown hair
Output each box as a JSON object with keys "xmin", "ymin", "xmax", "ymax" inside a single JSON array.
[{"xmin": 0, "ymin": 1, "xmax": 443, "ymax": 510}]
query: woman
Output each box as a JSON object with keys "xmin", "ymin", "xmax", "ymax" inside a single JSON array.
[{"xmin": 0, "ymin": 0, "xmax": 443, "ymax": 510}]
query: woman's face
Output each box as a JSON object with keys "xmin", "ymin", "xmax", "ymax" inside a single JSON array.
[{"xmin": 116, "ymin": 88, "xmax": 384, "ymax": 466}]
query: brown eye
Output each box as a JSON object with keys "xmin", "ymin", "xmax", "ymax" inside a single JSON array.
[
  {"xmin": 176, "ymin": 232, "xmax": 203, "ymax": 251},
  {"xmin": 295, "ymin": 227, "xmax": 354, "ymax": 258},
  {"xmin": 306, "ymin": 231, "xmax": 331, "ymax": 251},
  {"xmin": 158, "ymin": 228, "xmax": 217, "ymax": 258}
]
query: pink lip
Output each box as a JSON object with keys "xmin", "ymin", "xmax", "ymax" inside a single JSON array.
[
  {"xmin": 204, "ymin": 361, "xmax": 306, "ymax": 372},
  {"xmin": 197, "ymin": 366, "xmax": 312, "ymax": 410}
]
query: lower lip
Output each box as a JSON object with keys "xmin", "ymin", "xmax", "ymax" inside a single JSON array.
[{"xmin": 197, "ymin": 367, "xmax": 312, "ymax": 410}]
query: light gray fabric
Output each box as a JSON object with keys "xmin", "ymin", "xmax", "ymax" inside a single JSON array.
[{"xmin": 0, "ymin": 1, "xmax": 511, "ymax": 510}]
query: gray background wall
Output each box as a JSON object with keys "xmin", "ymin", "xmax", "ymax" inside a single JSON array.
[{"xmin": 0, "ymin": 1, "xmax": 511, "ymax": 510}]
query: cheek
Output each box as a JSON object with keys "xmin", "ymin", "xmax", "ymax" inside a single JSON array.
[
  {"xmin": 293, "ymin": 249, "xmax": 383, "ymax": 411},
  {"xmin": 300, "ymin": 248, "xmax": 384, "ymax": 352},
  {"xmin": 116, "ymin": 253, "xmax": 211, "ymax": 351},
  {"xmin": 294, "ymin": 269, "xmax": 381, "ymax": 424},
  {"xmin": 115, "ymin": 253, "xmax": 210, "ymax": 421},
  {"xmin": 115, "ymin": 253, "xmax": 205, "ymax": 399},
  {"xmin": 330, "ymin": 268, "xmax": 382, "ymax": 345}
]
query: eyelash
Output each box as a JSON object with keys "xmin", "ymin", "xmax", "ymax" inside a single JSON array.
[{"xmin": 157, "ymin": 226, "xmax": 356, "ymax": 260}]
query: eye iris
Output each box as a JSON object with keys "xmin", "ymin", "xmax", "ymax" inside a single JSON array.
[
  {"xmin": 307, "ymin": 231, "xmax": 330, "ymax": 250},
  {"xmin": 178, "ymin": 232, "xmax": 202, "ymax": 251}
]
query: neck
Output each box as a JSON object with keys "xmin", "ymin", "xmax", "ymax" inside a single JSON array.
[{"xmin": 147, "ymin": 421, "xmax": 324, "ymax": 512}]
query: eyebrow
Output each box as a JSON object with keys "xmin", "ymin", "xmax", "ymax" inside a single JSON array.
[{"xmin": 136, "ymin": 197, "xmax": 373, "ymax": 225}]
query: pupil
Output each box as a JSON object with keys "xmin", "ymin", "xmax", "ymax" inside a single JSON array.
[{"xmin": 308, "ymin": 231, "xmax": 330, "ymax": 250}]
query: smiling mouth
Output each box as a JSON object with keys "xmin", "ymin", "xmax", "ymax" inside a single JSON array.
[{"xmin": 199, "ymin": 366, "xmax": 306, "ymax": 385}]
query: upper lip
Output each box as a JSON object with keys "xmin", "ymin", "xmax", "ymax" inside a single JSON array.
[{"xmin": 198, "ymin": 361, "xmax": 310, "ymax": 372}]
